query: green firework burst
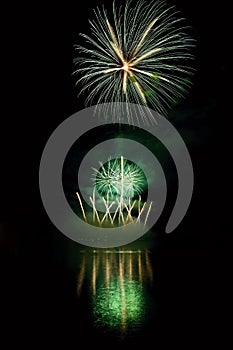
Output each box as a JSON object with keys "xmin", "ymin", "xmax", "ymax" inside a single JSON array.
[{"xmin": 92, "ymin": 156, "xmax": 147, "ymax": 201}]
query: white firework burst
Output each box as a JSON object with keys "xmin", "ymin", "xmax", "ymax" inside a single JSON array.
[{"xmin": 73, "ymin": 0, "xmax": 195, "ymax": 124}]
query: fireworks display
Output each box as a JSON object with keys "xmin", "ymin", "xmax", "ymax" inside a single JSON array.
[
  {"xmin": 75, "ymin": 156, "xmax": 151, "ymax": 227},
  {"xmin": 73, "ymin": 0, "xmax": 195, "ymax": 124},
  {"xmin": 92, "ymin": 156, "xmax": 147, "ymax": 201}
]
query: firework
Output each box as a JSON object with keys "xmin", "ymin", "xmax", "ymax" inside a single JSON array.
[
  {"xmin": 75, "ymin": 156, "xmax": 151, "ymax": 227},
  {"xmin": 73, "ymin": 0, "xmax": 195, "ymax": 124},
  {"xmin": 92, "ymin": 156, "xmax": 147, "ymax": 202},
  {"xmin": 75, "ymin": 190, "xmax": 152, "ymax": 227}
]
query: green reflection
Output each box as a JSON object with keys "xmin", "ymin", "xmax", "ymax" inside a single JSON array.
[
  {"xmin": 77, "ymin": 249, "xmax": 154, "ymax": 336},
  {"xmin": 93, "ymin": 279, "xmax": 145, "ymax": 330}
]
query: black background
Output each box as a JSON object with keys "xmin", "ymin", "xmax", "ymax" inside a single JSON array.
[{"xmin": 1, "ymin": 0, "xmax": 229, "ymax": 347}]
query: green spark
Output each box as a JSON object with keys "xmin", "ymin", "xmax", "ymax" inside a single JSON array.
[{"xmin": 92, "ymin": 156, "xmax": 147, "ymax": 201}]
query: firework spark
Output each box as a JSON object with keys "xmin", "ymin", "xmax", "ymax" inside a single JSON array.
[
  {"xmin": 75, "ymin": 190, "xmax": 152, "ymax": 227},
  {"xmin": 74, "ymin": 156, "xmax": 150, "ymax": 227},
  {"xmin": 73, "ymin": 0, "xmax": 195, "ymax": 124},
  {"xmin": 92, "ymin": 156, "xmax": 147, "ymax": 201}
]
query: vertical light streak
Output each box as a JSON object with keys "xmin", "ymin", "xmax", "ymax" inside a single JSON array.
[
  {"xmin": 119, "ymin": 251, "xmax": 127, "ymax": 333},
  {"xmin": 77, "ymin": 254, "xmax": 86, "ymax": 296},
  {"xmin": 92, "ymin": 252, "xmax": 97, "ymax": 296},
  {"xmin": 145, "ymin": 249, "xmax": 153, "ymax": 284},
  {"xmin": 138, "ymin": 250, "xmax": 143, "ymax": 285}
]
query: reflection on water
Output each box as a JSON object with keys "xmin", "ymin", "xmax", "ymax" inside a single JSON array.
[{"xmin": 76, "ymin": 248, "xmax": 156, "ymax": 341}]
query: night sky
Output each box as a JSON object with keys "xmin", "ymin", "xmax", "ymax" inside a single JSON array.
[{"xmin": 1, "ymin": 0, "xmax": 229, "ymax": 347}]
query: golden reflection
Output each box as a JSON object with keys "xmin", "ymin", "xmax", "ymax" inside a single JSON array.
[
  {"xmin": 76, "ymin": 254, "xmax": 86, "ymax": 296},
  {"xmin": 138, "ymin": 250, "xmax": 142, "ymax": 285},
  {"xmin": 92, "ymin": 253, "xmax": 96, "ymax": 296}
]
